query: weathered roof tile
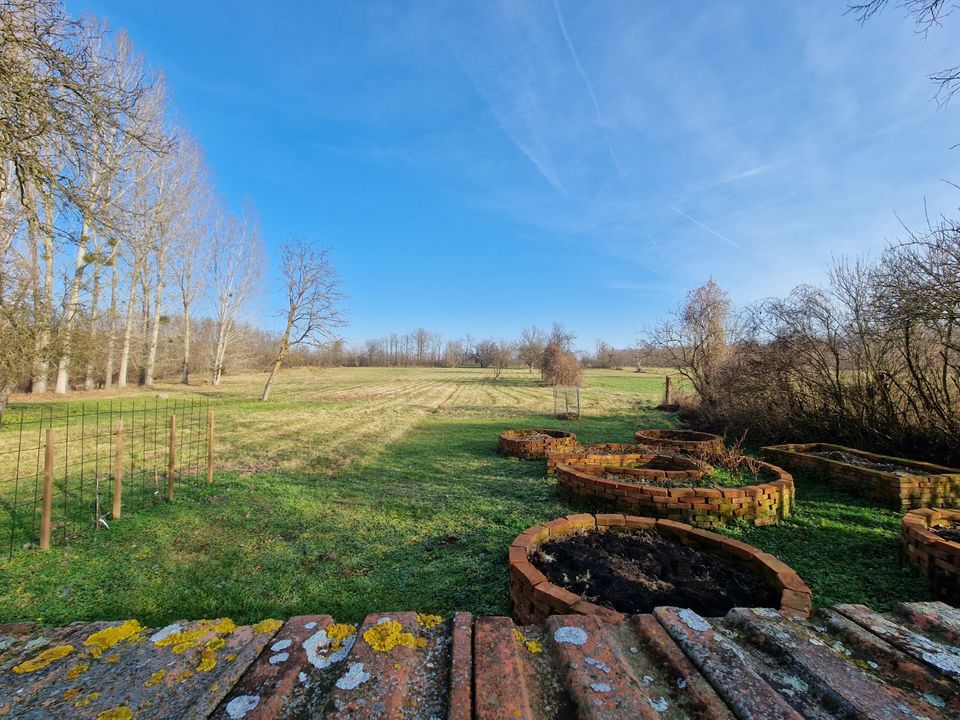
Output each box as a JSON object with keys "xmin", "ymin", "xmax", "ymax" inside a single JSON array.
[{"xmin": 3, "ymin": 603, "xmax": 960, "ymax": 718}]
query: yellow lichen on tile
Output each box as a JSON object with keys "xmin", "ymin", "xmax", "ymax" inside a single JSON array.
[
  {"xmin": 12, "ymin": 644, "xmax": 74, "ymax": 673},
  {"xmin": 326, "ymin": 623, "xmax": 355, "ymax": 651},
  {"xmin": 212, "ymin": 618, "xmax": 236, "ymax": 635},
  {"xmin": 197, "ymin": 653, "xmax": 216, "ymax": 672},
  {"xmin": 74, "ymin": 691, "xmax": 101, "ymax": 708},
  {"xmin": 174, "ymin": 669, "xmax": 194, "ymax": 683},
  {"xmin": 512, "ymin": 628, "xmax": 543, "ymax": 654},
  {"xmin": 154, "ymin": 627, "xmax": 207, "ymax": 654},
  {"xmin": 416, "ymin": 613, "xmax": 442, "ymax": 629},
  {"xmin": 414, "ymin": 637, "xmax": 428, "ymax": 648},
  {"xmin": 104, "ymin": 654, "xmax": 120, "ymax": 663},
  {"xmin": 63, "ymin": 688, "xmax": 80, "ymax": 702},
  {"xmin": 84, "ymin": 620, "xmax": 144, "ymax": 658},
  {"xmin": 66, "ymin": 661, "xmax": 90, "ymax": 680},
  {"xmin": 252, "ymin": 619, "xmax": 283, "ymax": 634},
  {"xmin": 225, "ymin": 653, "xmax": 237, "ymax": 662},
  {"xmin": 362, "ymin": 620, "xmax": 417, "ymax": 652},
  {"xmin": 206, "ymin": 637, "xmax": 226, "ymax": 651},
  {"xmin": 144, "ymin": 670, "xmax": 166, "ymax": 687},
  {"xmin": 96, "ymin": 707, "xmax": 133, "ymax": 720}
]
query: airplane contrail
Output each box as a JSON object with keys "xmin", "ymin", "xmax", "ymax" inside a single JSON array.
[
  {"xmin": 553, "ymin": 0, "xmax": 626, "ymax": 181},
  {"xmin": 669, "ymin": 206, "xmax": 744, "ymax": 250}
]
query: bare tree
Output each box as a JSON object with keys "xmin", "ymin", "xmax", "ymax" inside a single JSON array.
[
  {"xmin": 548, "ymin": 321, "xmax": 576, "ymax": 352},
  {"xmin": 849, "ymin": 0, "xmax": 960, "ymax": 105},
  {"xmin": 208, "ymin": 204, "xmax": 262, "ymax": 386},
  {"xmin": 261, "ymin": 238, "xmax": 344, "ymax": 401},
  {"xmin": 518, "ymin": 325, "xmax": 547, "ymax": 373}
]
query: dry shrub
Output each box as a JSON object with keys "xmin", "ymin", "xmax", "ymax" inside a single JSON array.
[
  {"xmin": 662, "ymin": 219, "xmax": 960, "ymax": 466},
  {"xmin": 540, "ymin": 342, "xmax": 583, "ymax": 387}
]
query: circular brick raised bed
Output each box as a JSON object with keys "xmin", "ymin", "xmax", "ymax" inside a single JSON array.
[
  {"xmin": 545, "ymin": 442, "xmax": 656, "ymax": 476},
  {"xmin": 508, "ymin": 513, "xmax": 812, "ymax": 625},
  {"xmin": 498, "ymin": 429, "xmax": 577, "ymax": 460},
  {"xmin": 556, "ymin": 457, "xmax": 793, "ymax": 528},
  {"xmin": 902, "ymin": 508, "xmax": 960, "ymax": 604},
  {"xmin": 634, "ymin": 428, "xmax": 723, "ymax": 454}
]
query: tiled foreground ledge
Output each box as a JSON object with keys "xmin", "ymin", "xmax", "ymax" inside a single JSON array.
[
  {"xmin": 3, "ymin": 602, "xmax": 960, "ymax": 719},
  {"xmin": 902, "ymin": 507, "xmax": 960, "ymax": 605},
  {"xmin": 509, "ymin": 513, "xmax": 811, "ymax": 626},
  {"xmin": 556, "ymin": 461, "xmax": 794, "ymax": 528}
]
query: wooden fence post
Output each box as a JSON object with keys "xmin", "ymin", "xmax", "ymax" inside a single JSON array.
[
  {"xmin": 112, "ymin": 420, "xmax": 124, "ymax": 520},
  {"xmin": 664, "ymin": 376, "xmax": 673, "ymax": 406},
  {"xmin": 40, "ymin": 429, "xmax": 54, "ymax": 550},
  {"xmin": 167, "ymin": 414, "xmax": 176, "ymax": 502},
  {"xmin": 206, "ymin": 410, "xmax": 215, "ymax": 485}
]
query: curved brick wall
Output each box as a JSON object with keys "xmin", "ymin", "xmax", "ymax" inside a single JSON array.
[
  {"xmin": 545, "ymin": 442, "xmax": 655, "ymax": 476},
  {"xmin": 902, "ymin": 508, "xmax": 960, "ymax": 604},
  {"xmin": 634, "ymin": 429, "xmax": 723, "ymax": 454},
  {"xmin": 761, "ymin": 442, "xmax": 960, "ymax": 511},
  {"xmin": 508, "ymin": 513, "xmax": 812, "ymax": 625},
  {"xmin": 498, "ymin": 429, "xmax": 577, "ymax": 460},
  {"xmin": 556, "ymin": 458, "xmax": 793, "ymax": 528}
]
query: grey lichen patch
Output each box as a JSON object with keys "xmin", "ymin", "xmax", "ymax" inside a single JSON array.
[
  {"xmin": 303, "ymin": 629, "xmax": 355, "ymax": 670},
  {"xmin": 226, "ymin": 694, "xmax": 260, "ymax": 719},
  {"xmin": 23, "ymin": 636, "xmax": 48, "ymax": 652},
  {"xmin": 780, "ymin": 675, "xmax": 809, "ymax": 696},
  {"xmin": 270, "ymin": 639, "xmax": 292, "ymax": 652},
  {"xmin": 678, "ymin": 609, "xmax": 710, "ymax": 633},
  {"xmin": 920, "ymin": 691, "xmax": 946, "ymax": 709},
  {"xmin": 149, "ymin": 624, "xmax": 182, "ymax": 644},
  {"xmin": 553, "ymin": 626, "xmax": 588, "ymax": 646},
  {"xmin": 590, "ymin": 682, "xmax": 612, "ymax": 693},
  {"xmin": 584, "ymin": 657, "xmax": 610, "ymax": 673},
  {"xmin": 335, "ymin": 662, "xmax": 371, "ymax": 690},
  {"xmin": 268, "ymin": 653, "xmax": 289, "ymax": 665},
  {"xmin": 921, "ymin": 650, "xmax": 960, "ymax": 675},
  {"xmin": 752, "ymin": 608, "xmax": 780, "ymax": 618},
  {"xmin": 647, "ymin": 697, "xmax": 669, "ymax": 712}
]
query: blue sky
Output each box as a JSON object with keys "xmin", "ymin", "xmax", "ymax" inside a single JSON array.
[{"xmin": 73, "ymin": 1, "xmax": 959, "ymax": 350}]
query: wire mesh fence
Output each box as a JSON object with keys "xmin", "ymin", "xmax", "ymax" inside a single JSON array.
[{"xmin": 0, "ymin": 397, "xmax": 213, "ymax": 557}]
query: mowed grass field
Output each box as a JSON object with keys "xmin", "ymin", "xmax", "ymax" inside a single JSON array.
[{"xmin": 0, "ymin": 366, "xmax": 933, "ymax": 626}]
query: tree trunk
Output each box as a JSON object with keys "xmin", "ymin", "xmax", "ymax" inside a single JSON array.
[
  {"xmin": 84, "ymin": 255, "xmax": 103, "ymax": 390},
  {"xmin": 261, "ymin": 325, "xmax": 292, "ymax": 402},
  {"xmin": 117, "ymin": 261, "xmax": 141, "ymax": 389},
  {"xmin": 0, "ymin": 384, "xmax": 10, "ymax": 425},
  {"xmin": 180, "ymin": 303, "xmax": 191, "ymax": 384},
  {"xmin": 138, "ymin": 269, "xmax": 151, "ymax": 385},
  {"xmin": 30, "ymin": 191, "xmax": 55, "ymax": 393},
  {"xmin": 143, "ymin": 267, "xmax": 163, "ymax": 386},
  {"xmin": 104, "ymin": 258, "xmax": 119, "ymax": 389},
  {"xmin": 211, "ymin": 319, "xmax": 231, "ymax": 386},
  {"xmin": 54, "ymin": 231, "xmax": 90, "ymax": 394}
]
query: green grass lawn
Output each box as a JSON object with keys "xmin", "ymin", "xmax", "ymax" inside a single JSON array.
[{"xmin": 0, "ymin": 366, "xmax": 934, "ymax": 626}]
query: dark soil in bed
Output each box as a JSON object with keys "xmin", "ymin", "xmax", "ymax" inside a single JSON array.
[
  {"xmin": 932, "ymin": 522, "xmax": 960, "ymax": 543},
  {"xmin": 809, "ymin": 450, "xmax": 930, "ymax": 476},
  {"xmin": 530, "ymin": 529, "xmax": 780, "ymax": 616}
]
